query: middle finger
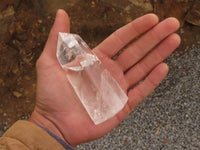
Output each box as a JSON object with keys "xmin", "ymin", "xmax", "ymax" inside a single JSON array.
[{"xmin": 116, "ymin": 18, "xmax": 180, "ymax": 72}]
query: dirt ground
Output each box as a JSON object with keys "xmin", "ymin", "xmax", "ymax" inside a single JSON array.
[{"xmin": 0, "ymin": 0, "xmax": 199, "ymax": 134}]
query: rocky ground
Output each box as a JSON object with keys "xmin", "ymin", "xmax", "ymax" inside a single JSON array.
[{"xmin": 0, "ymin": 0, "xmax": 199, "ymax": 149}]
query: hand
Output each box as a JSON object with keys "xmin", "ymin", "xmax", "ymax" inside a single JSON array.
[{"xmin": 29, "ymin": 10, "xmax": 180, "ymax": 146}]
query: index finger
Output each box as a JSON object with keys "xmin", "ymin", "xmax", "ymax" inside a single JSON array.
[{"xmin": 93, "ymin": 14, "xmax": 159, "ymax": 58}]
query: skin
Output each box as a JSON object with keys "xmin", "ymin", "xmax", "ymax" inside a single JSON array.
[{"xmin": 29, "ymin": 9, "xmax": 181, "ymax": 147}]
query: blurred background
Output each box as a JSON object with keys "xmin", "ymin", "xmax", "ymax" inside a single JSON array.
[{"xmin": 0, "ymin": 0, "xmax": 199, "ymax": 149}]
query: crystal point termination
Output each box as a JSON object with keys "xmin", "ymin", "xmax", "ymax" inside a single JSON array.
[{"xmin": 57, "ymin": 32, "xmax": 128, "ymax": 125}]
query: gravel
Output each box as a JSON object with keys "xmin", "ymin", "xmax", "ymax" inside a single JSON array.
[{"xmin": 76, "ymin": 44, "xmax": 200, "ymax": 150}]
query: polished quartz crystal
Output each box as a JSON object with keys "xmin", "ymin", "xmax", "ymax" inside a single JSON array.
[{"xmin": 57, "ymin": 32, "xmax": 128, "ymax": 124}]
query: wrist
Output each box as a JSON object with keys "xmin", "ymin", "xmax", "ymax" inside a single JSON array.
[{"xmin": 28, "ymin": 110, "xmax": 65, "ymax": 140}]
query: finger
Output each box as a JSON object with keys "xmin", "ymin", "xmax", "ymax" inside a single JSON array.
[
  {"xmin": 42, "ymin": 9, "xmax": 70, "ymax": 62},
  {"xmin": 93, "ymin": 14, "xmax": 159, "ymax": 58},
  {"xmin": 125, "ymin": 33, "xmax": 181, "ymax": 88},
  {"xmin": 127, "ymin": 63, "xmax": 169, "ymax": 110},
  {"xmin": 116, "ymin": 17, "xmax": 180, "ymax": 72}
]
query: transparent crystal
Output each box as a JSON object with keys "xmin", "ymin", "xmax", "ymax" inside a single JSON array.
[{"xmin": 57, "ymin": 32, "xmax": 128, "ymax": 125}]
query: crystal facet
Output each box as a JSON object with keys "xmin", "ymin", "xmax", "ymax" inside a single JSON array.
[{"xmin": 57, "ymin": 32, "xmax": 128, "ymax": 124}]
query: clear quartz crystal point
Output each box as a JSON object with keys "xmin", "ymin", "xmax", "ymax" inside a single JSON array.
[{"xmin": 57, "ymin": 32, "xmax": 128, "ymax": 125}]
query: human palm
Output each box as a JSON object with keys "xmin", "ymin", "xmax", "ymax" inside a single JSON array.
[{"xmin": 29, "ymin": 10, "xmax": 180, "ymax": 147}]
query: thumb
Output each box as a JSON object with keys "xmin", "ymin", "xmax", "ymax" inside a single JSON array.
[{"xmin": 39, "ymin": 9, "xmax": 70, "ymax": 66}]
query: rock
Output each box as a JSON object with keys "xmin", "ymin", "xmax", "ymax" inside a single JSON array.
[
  {"xmin": 0, "ymin": 6, "xmax": 14, "ymax": 18},
  {"xmin": 185, "ymin": 0, "xmax": 200, "ymax": 26},
  {"xmin": 3, "ymin": 113, "xmax": 7, "ymax": 117},
  {"xmin": 13, "ymin": 91, "xmax": 22, "ymax": 98},
  {"xmin": 153, "ymin": 0, "xmax": 194, "ymax": 27},
  {"xmin": 154, "ymin": 0, "xmax": 184, "ymax": 25},
  {"xmin": 3, "ymin": 126, "xmax": 8, "ymax": 131},
  {"xmin": 57, "ymin": 33, "xmax": 128, "ymax": 124},
  {"xmin": 128, "ymin": 0, "xmax": 153, "ymax": 12},
  {"xmin": 0, "ymin": 0, "xmax": 20, "ymax": 11},
  {"xmin": 0, "ymin": 0, "xmax": 14, "ymax": 12},
  {"xmin": 24, "ymin": 76, "xmax": 31, "ymax": 80},
  {"xmin": 0, "ymin": 78, "xmax": 5, "ymax": 86},
  {"xmin": 12, "ymin": 65, "xmax": 19, "ymax": 74},
  {"xmin": 0, "ymin": 6, "xmax": 15, "ymax": 42}
]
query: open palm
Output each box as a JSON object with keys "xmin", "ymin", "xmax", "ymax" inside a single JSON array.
[{"xmin": 29, "ymin": 10, "xmax": 180, "ymax": 147}]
